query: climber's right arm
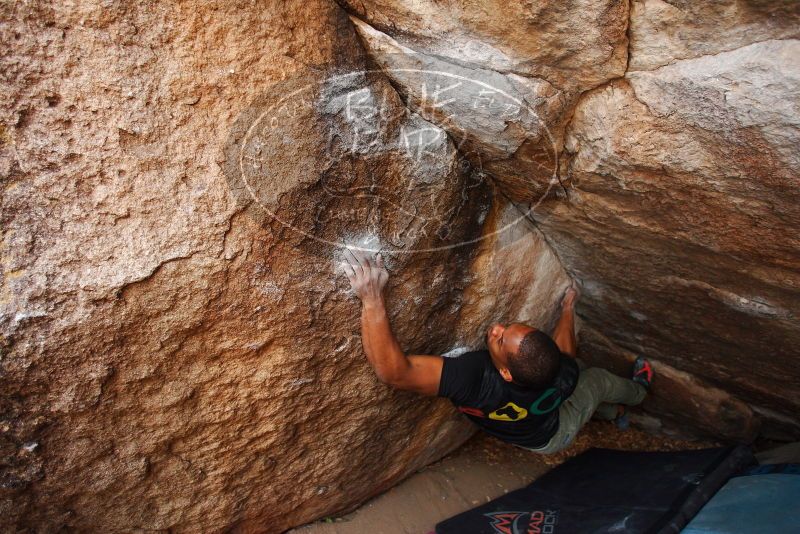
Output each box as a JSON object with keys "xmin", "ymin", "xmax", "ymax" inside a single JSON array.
[{"xmin": 342, "ymin": 249, "xmax": 443, "ymax": 396}]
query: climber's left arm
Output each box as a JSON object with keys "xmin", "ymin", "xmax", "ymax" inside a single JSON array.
[
  {"xmin": 342, "ymin": 249, "xmax": 443, "ymax": 396},
  {"xmin": 552, "ymin": 284, "xmax": 579, "ymax": 358}
]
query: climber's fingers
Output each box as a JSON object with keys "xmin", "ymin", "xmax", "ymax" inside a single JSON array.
[
  {"xmin": 340, "ymin": 260, "xmax": 356, "ymax": 283},
  {"xmin": 343, "ymin": 248, "xmax": 364, "ymax": 277},
  {"xmin": 354, "ymin": 248, "xmax": 373, "ymax": 274},
  {"xmin": 374, "ymin": 253, "xmax": 389, "ymax": 288},
  {"xmin": 363, "ymin": 251, "xmax": 378, "ymax": 270}
]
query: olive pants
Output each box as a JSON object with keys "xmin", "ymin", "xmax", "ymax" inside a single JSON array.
[{"xmin": 525, "ymin": 366, "xmax": 647, "ymax": 455}]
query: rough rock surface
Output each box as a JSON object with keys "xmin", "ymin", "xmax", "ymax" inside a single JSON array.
[
  {"xmin": 538, "ymin": 40, "xmax": 800, "ymax": 439},
  {"xmin": 629, "ymin": 0, "xmax": 800, "ymax": 71},
  {"xmin": 350, "ymin": 1, "xmax": 800, "ymax": 441},
  {"xmin": 456, "ymin": 201, "xmax": 571, "ymax": 345},
  {"xmin": 0, "ymin": 1, "xmax": 569, "ymax": 532},
  {"xmin": 580, "ymin": 328, "xmax": 759, "ymax": 442},
  {"xmin": 338, "ymin": 0, "xmax": 629, "ymax": 90},
  {"xmin": 342, "ymin": 0, "xmax": 629, "ymax": 201},
  {"xmin": 3, "ymin": 0, "xmax": 800, "ymax": 532}
]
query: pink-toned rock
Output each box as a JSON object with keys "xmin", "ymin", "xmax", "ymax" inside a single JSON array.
[
  {"xmin": 347, "ymin": 0, "xmax": 800, "ymax": 441},
  {"xmin": 338, "ymin": 0, "xmax": 628, "ymax": 90},
  {"xmin": 456, "ymin": 200, "xmax": 572, "ymax": 344},
  {"xmin": 629, "ymin": 0, "xmax": 800, "ymax": 71},
  {"xmin": 3, "ymin": 0, "xmax": 800, "ymax": 532},
  {"xmin": 536, "ymin": 70, "xmax": 800, "ymax": 439},
  {"xmin": 580, "ymin": 328, "xmax": 759, "ymax": 442},
  {"xmin": 0, "ymin": 1, "xmax": 570, "ymax": 532}
]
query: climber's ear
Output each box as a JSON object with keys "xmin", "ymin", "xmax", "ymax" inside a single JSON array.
[{"xmin": 499, "ymin": 366, "xmax": 513, "ymax": 383}]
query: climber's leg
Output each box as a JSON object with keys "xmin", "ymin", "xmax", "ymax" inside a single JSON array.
[
  {"xmin": 593, "ymin": 402, "xmax": 621, "ymax": 421},
  {"xmin": 529, "ymin": 367, "xmax": 647, "ymax": 454}
]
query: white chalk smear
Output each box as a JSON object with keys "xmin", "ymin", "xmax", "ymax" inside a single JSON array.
[
  {"xmin": 332, "ymin": 233, "xmax": 394, "ymax": 281},
  {"xmin": 442, "ymin": 346, "xmax": 471, "ymax": 358},
  {"xmin": 287, "ymin": 378, "xmax": 314, "ymax": 389},
  {"xmin": 630, "ymin": 310, "xmax": 647, "ymax": 321}
]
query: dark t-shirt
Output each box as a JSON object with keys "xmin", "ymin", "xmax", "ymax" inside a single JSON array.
[{"xmin": 437, "ymin": 350, "xmax": 579, "ymax": 449}]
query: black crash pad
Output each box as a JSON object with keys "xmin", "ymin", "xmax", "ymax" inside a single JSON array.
[{"xmin": 436, "ymin": 446, "xmax": 754, "ymax": 534}]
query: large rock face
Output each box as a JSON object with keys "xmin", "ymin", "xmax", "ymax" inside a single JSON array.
[
  {"xmin": 338, "ymin": 0, "xmax": 629, "ymax": 89},
  {"xmin": 0, "ymin": 1, "xmax": 568, "ymax": 532},
  {"xmin": 3, "ymin": 0, "xmax": 799, "ymax": 531},
  {"xmin": 349, "ymin": 0, "xmax": 800, "ymax": 441},
  {"xmin": 340, "ymin": 0, "xmax": 629, "ymax": 201},
  {"xmin": 539, "ymin": 15, "xmax": 800, "ymax": 440},
  {"xmin": 628, "ymin": 0, "xmax": 800, "ymax": 71},
  {"xmin": 456, "ymin": 201, "xmax": 572, "ymax": 350}
]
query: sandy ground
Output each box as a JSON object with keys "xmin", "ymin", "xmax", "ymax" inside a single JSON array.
[{"xmin": 289, "ymin": 421, "xmax": 714, "ymax": 534}]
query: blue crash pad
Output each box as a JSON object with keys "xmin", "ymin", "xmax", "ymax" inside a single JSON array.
[{"xmin": 683, "ymin": 464, "xmax": 800, "ymax": 534}]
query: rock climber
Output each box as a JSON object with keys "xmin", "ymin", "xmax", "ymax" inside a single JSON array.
[{"xmin": 340, "ymin": 248, "xmax": 654, "ymax": 454}]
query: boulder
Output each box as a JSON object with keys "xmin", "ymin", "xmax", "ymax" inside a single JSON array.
[
  {"xmin": 535, "ymin": 44, "xmax": 800, "ymax": 437},
  {"xmin": 3, "ymin": 0, "xmax": 800, "ymax": 531},
  {"xmin": 342, "ymin": 0, "xmax": 629, "ymax": 201},
  {"xmin": 0, "ymin": 1, "xmax": 567, "ymax": 531},
  {"xmin": 629, "ymin": 0, "xmax": 800, "ymax": 71},
  {"xmin": 579, "ymin": 327, "xmax": 759, "ymax": 442},
  {"xmin": 347, "ymin": 17, "xmax": 566, "ymax": 202},
  {"xmin": 456, "ymin": 200, "xmax": 572, "ymax": 345},
  {"xmin": 349, "ymin": 1, "xmax": 800, "ymax": 440},
  {"xmin": 337, "ymin": 0, "xmax": 629, "ymax": 90}
]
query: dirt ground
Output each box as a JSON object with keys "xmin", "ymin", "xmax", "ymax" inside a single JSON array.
[{"xmin": 289, "ymin": 421, "xmax": 715, "ymax": 534}]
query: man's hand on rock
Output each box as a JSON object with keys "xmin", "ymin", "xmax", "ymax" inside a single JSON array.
[
  {"xmin": 342, "ymin": 248, "xmax": 388, "ymax": 306},
  {"xmin": 553, "ymin": 281, "xmax": 581, "ymax": 357},
  {"xmin": 562, "ymin": 281, "xmax": 580, "ymax": 312}
]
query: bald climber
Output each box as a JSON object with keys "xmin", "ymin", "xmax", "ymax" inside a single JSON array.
[{"xmin": 341, "ymin": 249, "xmax": 653, "ymax": 454}]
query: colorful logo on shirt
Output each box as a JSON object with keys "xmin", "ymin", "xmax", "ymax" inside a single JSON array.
[
  {"xmin": 488, "ymin": 402, "xmax": 528, "ymax": 421},
  {"xmin": 529, "ymin": 388, "xmax": 562, "ymax": 415},
  {"xmin": 458, "ymin": 389, "xmax": 562, "ymax": 422},
  {"xmin": 458, "ymin": 406, "xmax": 485, "ymax": 417}
]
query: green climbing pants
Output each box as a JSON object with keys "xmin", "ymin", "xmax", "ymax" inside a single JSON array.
[{"xmin": 526, "ymin": 366, "xmax": 647, "ymax": 455}]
